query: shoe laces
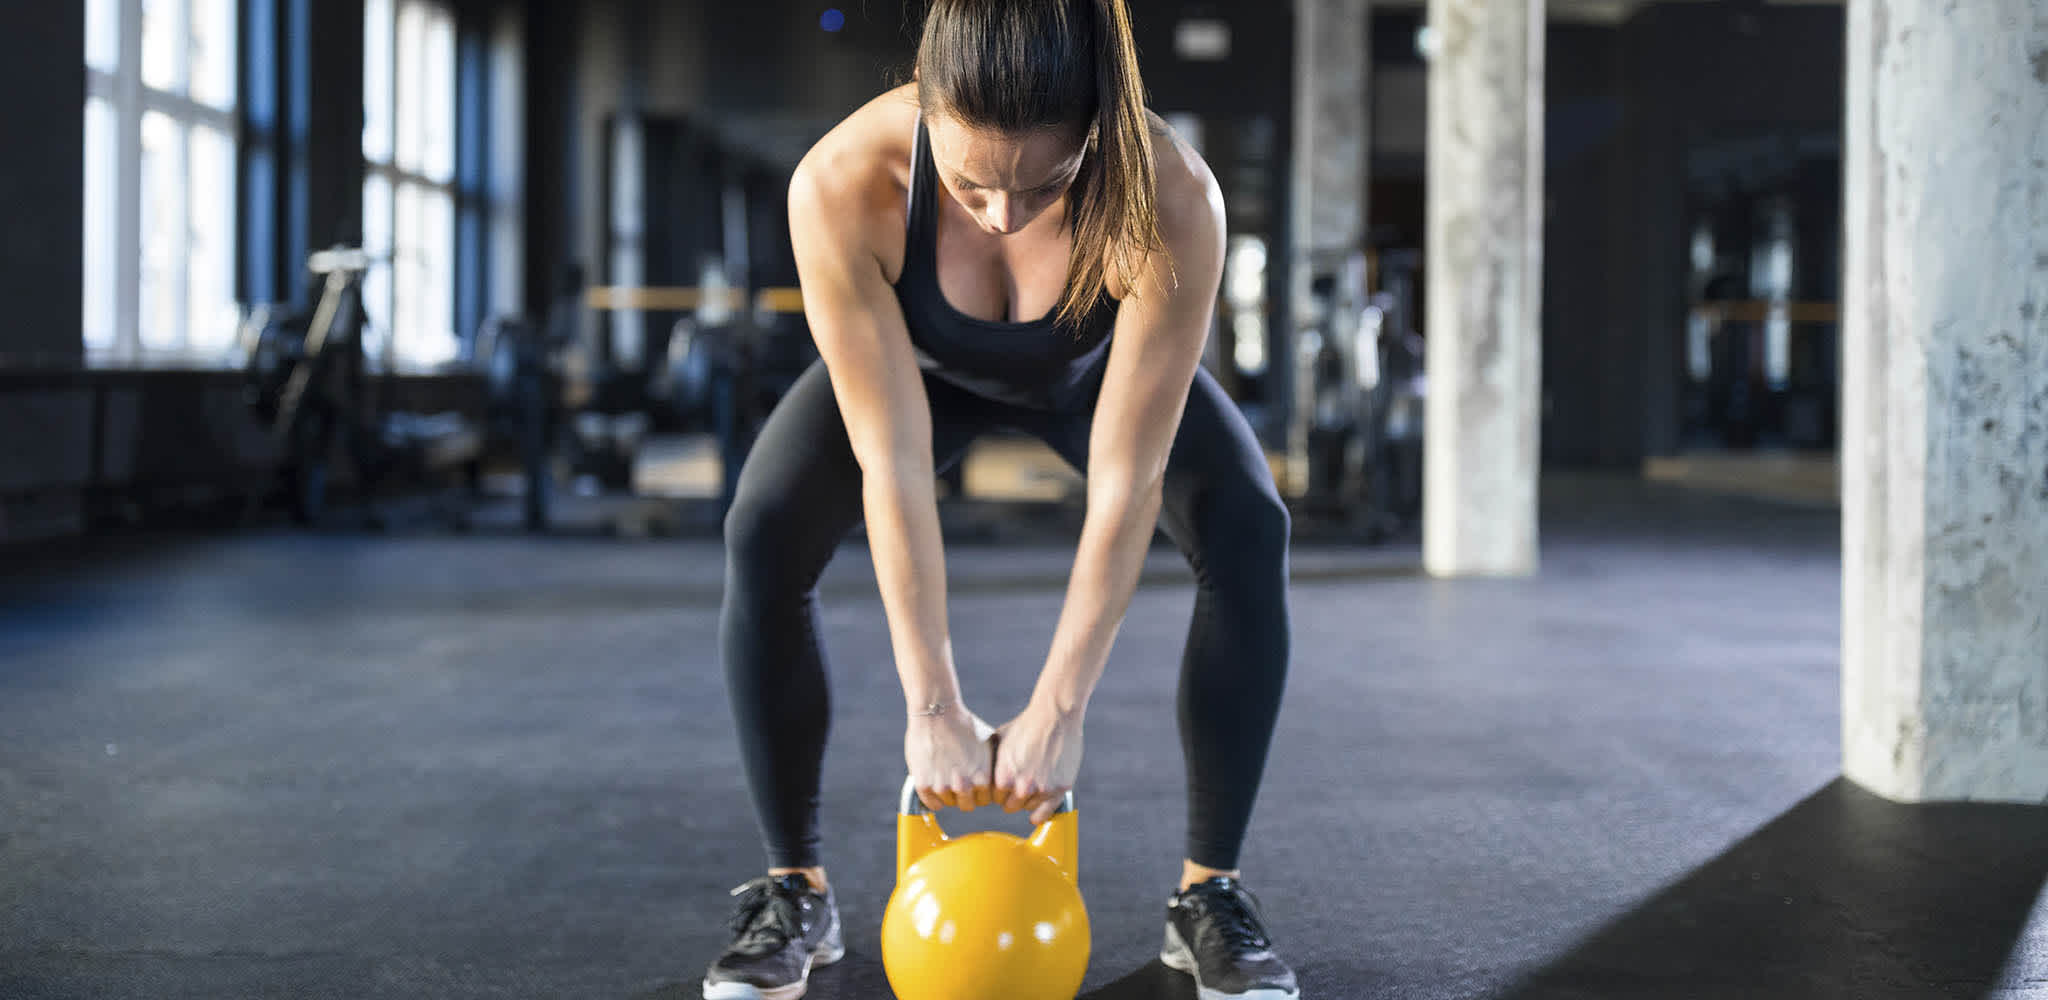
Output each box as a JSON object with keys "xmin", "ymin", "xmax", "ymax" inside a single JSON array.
[
  {"xmin": 724, "ymin": 876, "xmax": 808, "ymax": 957},
  {"xmin": 1182, "ymin": 878, "xmax": 1272, "ymax": 952}
]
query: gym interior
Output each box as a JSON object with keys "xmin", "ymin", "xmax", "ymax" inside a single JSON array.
[{"xmin": 2, "ymin": 1, "xmax": 2043, "ymax": 997}]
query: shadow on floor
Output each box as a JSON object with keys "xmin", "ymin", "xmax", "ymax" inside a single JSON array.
[
  {"xmin": 635, "ymin": 953, "xmax": 1198, "ymax": 1000},
  {"xmin": 634, "ymin": 949, "xmax": 894, "ymax": 999},
  {"xmin": 1077, "ymin": 959, "xmax": 1195, "ymax": 999},
  {"xmin": 1497, "ymin": 777, "xmax": 2048, "ymax": 1000}
]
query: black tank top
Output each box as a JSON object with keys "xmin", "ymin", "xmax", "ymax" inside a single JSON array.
[{"xmin": 894, "ymin": 119, "xmax": 1118, "ymax": 412}]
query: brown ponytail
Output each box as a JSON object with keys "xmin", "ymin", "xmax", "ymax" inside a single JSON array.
[{"xmin": 916, "ymin": 0, "xmax": 1166, "ymax": 330}]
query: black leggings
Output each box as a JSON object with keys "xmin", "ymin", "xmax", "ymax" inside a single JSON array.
[{"xmin": 720, "ymin": 359, "xmax": 1290, "ymax": 872}]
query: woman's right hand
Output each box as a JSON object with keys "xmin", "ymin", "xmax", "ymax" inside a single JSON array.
[{"xmin": 905, "ymin": 705, "xmax": 998, "ymax": 812}]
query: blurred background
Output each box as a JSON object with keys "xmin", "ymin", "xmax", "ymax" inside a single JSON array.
[{"xmin": 2, "ymin": 0, "xmax": 1848, "ymax": 539}]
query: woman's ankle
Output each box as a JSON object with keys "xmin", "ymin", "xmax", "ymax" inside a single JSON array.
[
  {"xmin": 768, "ymin": 865, "xmax": 829, "ymax": 892},
  {"xmin": 1179, "ymin": 859, "xmax": 1241, "ymax": 892}
]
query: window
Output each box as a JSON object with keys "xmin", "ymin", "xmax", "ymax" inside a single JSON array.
[
  {"xmin": 364, "ymin": 0, "xmax": 459, "ymax": 370},
  {"xmin": 84, "ymin": 0, "xmax": 240, "ymax": 365}
]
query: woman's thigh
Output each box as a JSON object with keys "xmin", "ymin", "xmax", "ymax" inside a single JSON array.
[
  {"xmin": 1029, "ymin": 366, "xmax": 1286, "ymax": 550},
  {"xmin": 726, "ymin": 361, "xmax": 1009, "ymax": 568}
]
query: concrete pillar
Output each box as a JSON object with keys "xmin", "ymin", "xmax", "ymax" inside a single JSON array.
[
  {"xmin": 1840, "ymin": 0, "xmax": 2048, "ymax": 803},
  {"xmin": 1422, "ymin": 0, "xmax": 1544, "ymax": 577},
  {"xmin": 1290, "ymin": 0, "xmax": 1371, "ymax": 258}
]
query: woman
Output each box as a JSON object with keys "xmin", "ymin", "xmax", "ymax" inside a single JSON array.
[{"xmin": 704, "ymin": 2, "xmax": 1297, "ymax": 998}]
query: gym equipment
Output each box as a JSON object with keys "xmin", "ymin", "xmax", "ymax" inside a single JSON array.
[
  {"xmin": 474, "ymin": 310, "xmax": 570, "ymax": 533},
  {"xmin": 240, "ymin": 249, "xmax": 373, "ymax": 524},
  {"xmin": 241, "ymin": 246, "xmax": 485, "ymax": 528},
  {"xmin": 1287, "ymin": 248, "xmax": 1425, "ymax": 541},
  {"xmin": 1359, "ymin": 248, "xmax": 1426, "ymax": 536},
  {"xmin": 645, "ymin": 288, "xmax": 818, "ymax": 513},
  {"xmin": 1365, "ymin": 297, "xmax": 1426, "ymax": 534},
  {"xmin": 881, "ymin": 777, "xmax": 1090, "ymax": 1000}
]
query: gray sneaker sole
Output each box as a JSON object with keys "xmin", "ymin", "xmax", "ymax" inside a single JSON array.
[
  {"xmin": 1160, "ymin": 922, "xmax": 1301, "ymax": 1000},
  {"xmin": 701, "ymin": 914, "xmax": 845, "ymax": 1000}
]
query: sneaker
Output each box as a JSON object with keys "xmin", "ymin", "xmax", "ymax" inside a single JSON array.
[
  {"xmin": 701, "ymin": 873, "xmax": 845, "ymax": 1000},
  {"xmin": 1161, "ymin": 876, "xmax": 1301, "ymax": 1000}
]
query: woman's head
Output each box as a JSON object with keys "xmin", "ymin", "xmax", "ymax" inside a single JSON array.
[
  {"xmin": 915, "ymin": 0, "xmax": 1164, "ymax": 327},
  {"xmin": 922, "ymin": 121, "xmax": 1087, "ymax": 237}
]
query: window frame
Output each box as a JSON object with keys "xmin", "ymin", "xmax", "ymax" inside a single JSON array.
[
  {"xmin": 84, "ymin": 0, "xmax": 242, "ymax": 367},
  {"xmin": 363, "ymin": 0, "xmax": 463, "ymax": 372}
]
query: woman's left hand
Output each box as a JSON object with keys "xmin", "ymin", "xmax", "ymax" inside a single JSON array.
[{"xmin": 993, "ymin": 700, "xmax": 1085, "ymax": 825}]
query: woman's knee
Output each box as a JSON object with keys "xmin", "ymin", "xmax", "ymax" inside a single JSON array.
[
  {"xmin": 1211, "ymin": 486, "xmax": 1290, "ymax": 553},
  {"xmin": 721, "ymin": 485, "xmax": 776, "ymax": 559},
  {"xmin": 722, "ymin": 488, "xmax": 841, "ymax": 599},
  {"xmin": 1187, "ymin": 487, "xmax": 1290, "ymax": 587}
]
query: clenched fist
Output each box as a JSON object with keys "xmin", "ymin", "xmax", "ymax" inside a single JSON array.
[{"xmin": 905, "ymin": 705, "xmax": 998, "ymax": 812}]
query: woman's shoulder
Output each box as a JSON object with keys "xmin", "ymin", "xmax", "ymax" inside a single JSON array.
[
  {"xmin": 1103, "ymin": 111, "xmax": 1222, "ymax": 300},
  {"xmin": 792, "ymin": 84, "xmax": 921, "ymax": 223},
  {"xmin": 1144, "ymin": 110, "xmax": 1223, "ymax": 244}
]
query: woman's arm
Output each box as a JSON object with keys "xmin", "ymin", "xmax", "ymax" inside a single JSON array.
[
  {"xmin": 790, "ymin": 137, "xmax": 991, "ymax": 808},
  {"xmin": 1030, "ymin": 149, "xmax": 1229, "ymax": 719},
  {"xmin": 993, "ymin": 142, "xmax": 1227, "ymax": 822}
]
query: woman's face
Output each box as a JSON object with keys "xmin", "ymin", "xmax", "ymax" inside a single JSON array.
[{"xmin": 925, "ymin": 114, "xmax": 1087, "ymax": 237}]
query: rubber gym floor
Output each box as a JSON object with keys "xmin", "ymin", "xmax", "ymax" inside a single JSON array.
[{"xmin": 2, "ymin": 475, "xmax": 2043, "ymax": 999}]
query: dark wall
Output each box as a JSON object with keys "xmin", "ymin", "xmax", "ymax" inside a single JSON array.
[
  {"xmin": 304, "ymin": 1, "xmax": 367, "ymax": 261},
  {"xmin": 1542, "ymin": 0, "xmax": 1844, "ymax": 468},
  {"xmin": 697, "ymin": 3, "xmax": 917, "ymax": 119},
  {"xmin": 1133, "ymin": 1, "xmax": 1293, "ymax": 118},
  {"xmin": 0, "ymin": 5, "xmax": 85, "ymax": 365},
  {"xmin": 521, "ymin": 0, "xmax": 580, "ymax": 315},
  {"xmin": 0, "ymin": 8, "xmax": 87, "ymax": 538},
  {"xmin": 1542, "ymin": 22, "xmax": 1628, "ymax": 469}
]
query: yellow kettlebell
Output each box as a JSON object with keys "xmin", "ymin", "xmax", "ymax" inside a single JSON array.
[{"xmin": 880, "ymin": 776, "xmax": 1090, "ymax": 1000}]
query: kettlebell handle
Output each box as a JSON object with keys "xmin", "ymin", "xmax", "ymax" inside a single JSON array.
[{"xmin": 898, "ymin": 776, "xmax": 1075, "ymax": 818}]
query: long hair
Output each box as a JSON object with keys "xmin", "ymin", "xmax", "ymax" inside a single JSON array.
[{"xmin": 915, "ymin": 0, "xmax": 1164, "ymax": 328}]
